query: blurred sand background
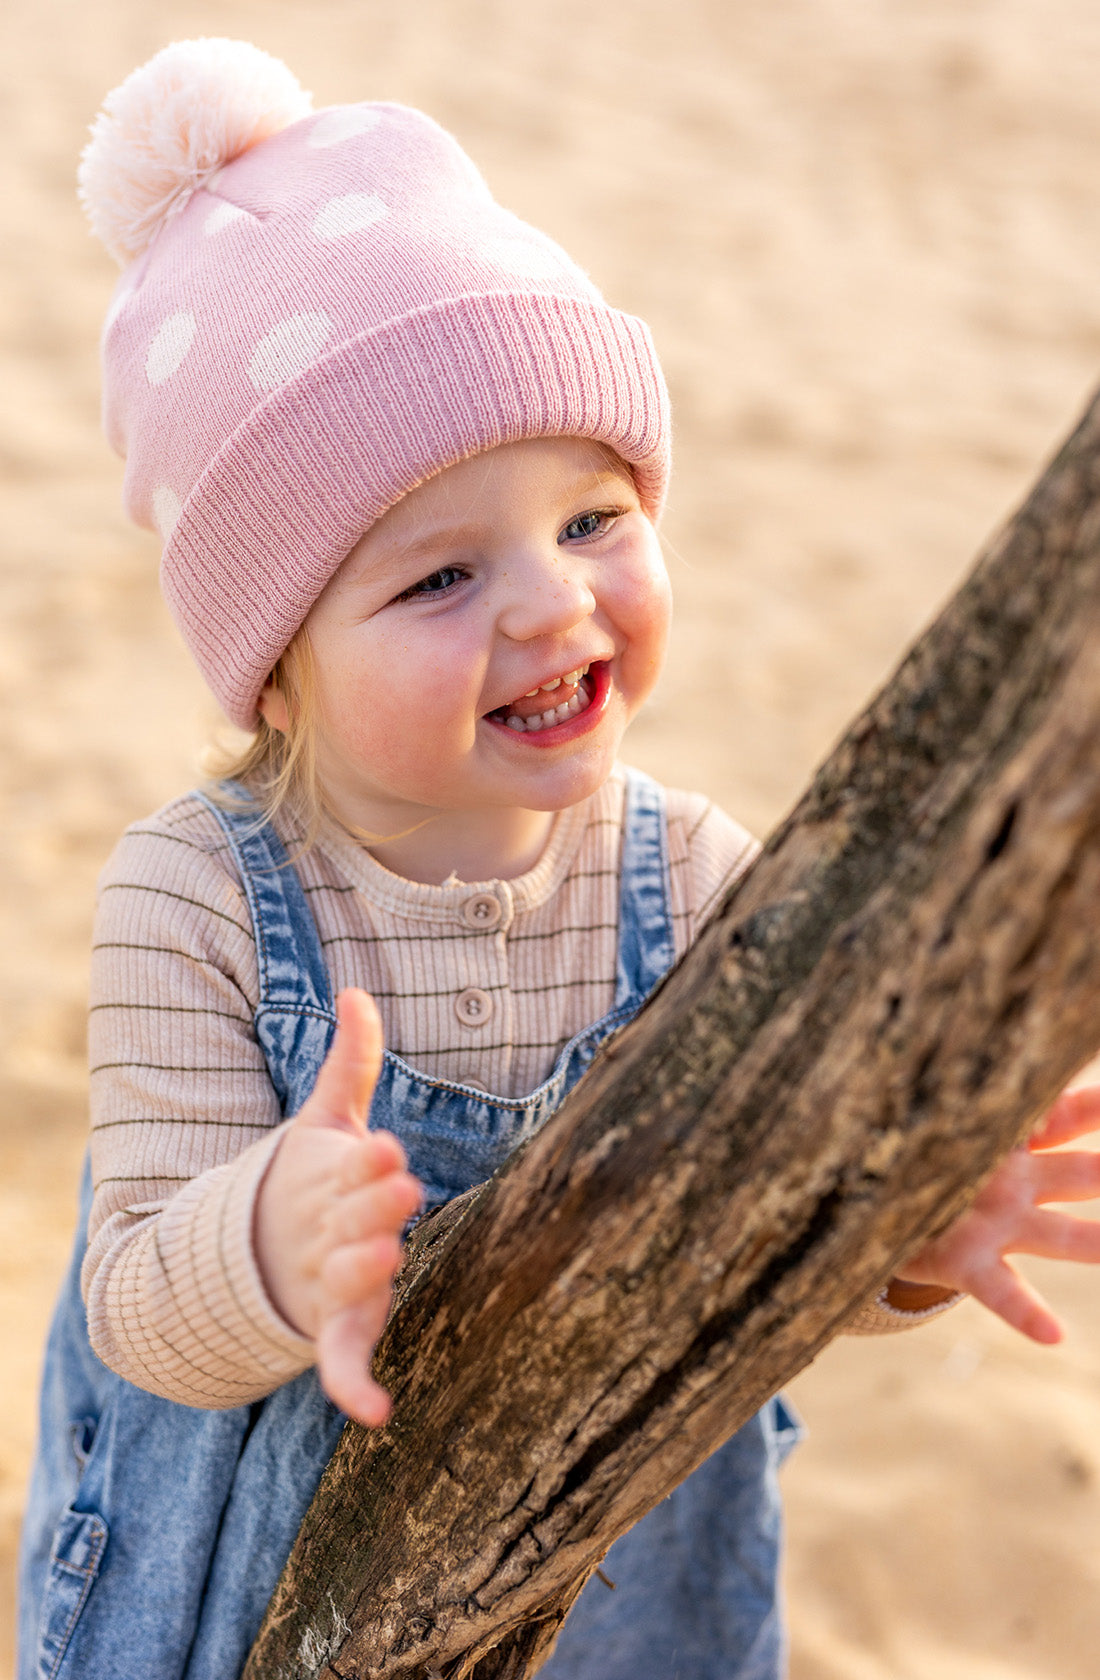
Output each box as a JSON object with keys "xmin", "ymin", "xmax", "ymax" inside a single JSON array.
[{"xmin": 3, "ymin": 1, "xmax": 1100, "ymax": 1675}]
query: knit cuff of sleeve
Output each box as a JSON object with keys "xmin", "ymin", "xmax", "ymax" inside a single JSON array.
[
  {"xmin": 846, "ymin": 1283, "xmax": 965, "ymax": 1336},
  {"xmin": 213, "ymin": 1118, "xmax": 318, "ymax": 1381},
  {"xmin": 86, "ymin": 1121, "xmax": 316, "ymax": 1407}
]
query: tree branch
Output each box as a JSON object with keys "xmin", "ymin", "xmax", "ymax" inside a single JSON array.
[{"xmin": 245, "ymin": 390, "xmax": 1100, "ymax": 1680}]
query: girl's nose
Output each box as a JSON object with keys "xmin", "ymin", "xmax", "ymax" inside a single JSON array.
[{"xmin": 495, "ymin": 550, "xmax": 597, "ymax": 642}]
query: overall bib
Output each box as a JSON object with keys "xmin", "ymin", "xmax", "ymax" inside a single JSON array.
[{"xmin": 20, "ymin": 770, "xmax": 800, "ymax": 1680}]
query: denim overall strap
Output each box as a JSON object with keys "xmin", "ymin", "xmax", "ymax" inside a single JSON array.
[
  {"xmin": 192, "ymin": 788, "xmax": 337, "ymax": 1116},
  {"xmin": 613, "ymin": 767, "xmax": 675, "ymax": 1009}
]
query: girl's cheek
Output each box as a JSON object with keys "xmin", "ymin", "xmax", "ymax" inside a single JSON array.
[
  {"xmin": 630, "ymin": 565, "xmax": 672, "ymax": 652},
  {"xmin": 653, "ymin": 571, "xmax": 674, "ymax": 639},
  {"xmin": 633, "ymin": 534, "xmax": 672, "ymax": 615}
]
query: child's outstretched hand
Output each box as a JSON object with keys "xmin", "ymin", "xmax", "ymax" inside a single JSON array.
[
  {"xmin": 254, "ymin": 988, "xmax": 422, "ymax": 1425},
  {"xmin": 894, "ymin": 1085, "xmax": 1100, "ymax": 1343}
]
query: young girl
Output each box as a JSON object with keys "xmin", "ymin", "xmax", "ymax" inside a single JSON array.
[{"xmin": 20, "ymin": 38, "xmax": 1100, "ymax": 1680}]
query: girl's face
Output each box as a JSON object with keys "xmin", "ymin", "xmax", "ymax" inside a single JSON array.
[{"xmin": 263, "ymin": 436, "xmax": 671, "ymax": 879}]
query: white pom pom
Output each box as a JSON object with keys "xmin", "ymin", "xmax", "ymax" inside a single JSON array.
[{"xmin": 79, "ymin": 39, "xmax": 313, "ymax": 265}]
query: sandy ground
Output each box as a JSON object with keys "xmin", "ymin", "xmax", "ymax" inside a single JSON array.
[{"xmin": 2, "ymin": 1, "xmax": 1100, "ymax": 1675}]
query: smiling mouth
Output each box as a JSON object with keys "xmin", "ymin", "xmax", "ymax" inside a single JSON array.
[{"xmin": 488, "ymin": 663, "xmax": 595, "ymax": 733}]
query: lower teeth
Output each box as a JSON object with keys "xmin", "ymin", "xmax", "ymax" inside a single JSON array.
[{"xmin": 503, "ymin": 677, "xmax": 591, "ymax": 732}]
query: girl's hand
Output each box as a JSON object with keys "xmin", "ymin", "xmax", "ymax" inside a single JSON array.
[
  {"xmin": 894, "ymin": 1085, "xmax": 1100, "ymax": 1343},
  {"xmin": 253, "ymin": 988, "xmax": 423, "ymax": 1425}
]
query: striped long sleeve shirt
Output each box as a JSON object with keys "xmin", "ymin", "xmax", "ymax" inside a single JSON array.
[{"xmin": 83, "ymin": 765, "xmax": 939, "ymax": 1408}]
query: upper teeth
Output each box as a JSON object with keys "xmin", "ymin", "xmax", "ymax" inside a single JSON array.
[{"xmin": 523, "ymin": 665, "xmax": 587, "ymax": 698}]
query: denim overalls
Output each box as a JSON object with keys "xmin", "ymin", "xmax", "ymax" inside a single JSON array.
[{"xmin": 20, "ymin": 769, "xmax": 800, "ymax": 1680}]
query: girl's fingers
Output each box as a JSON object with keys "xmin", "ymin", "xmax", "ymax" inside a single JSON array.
[
  {"xmin": 337, "ymin": 1129, "xmax": 410, "ymax": 1191},
  {"xmin": 1027, "ymin": 1147, "xmax": 1100, "ymax": 1205},
  {"xmin": 322, "ymin": 1233, "xmax": 405, "ymax": 1307},
  {"xmin": 964, "ymin": 1257, "xmax": 1064, "ymax": 1345},
  {"xmin": 1030, "ymin": 1085, "xmax": 1100, "ymax": 1149},
  {"xmin": 300, "ymin": 988, "xmax": 384, "ymax": 1133},
  {"xmin": 329, "ymin": 1171, "xmax": 423, "ymax": 1244},
  {"xmin": 1005, "ymin": 1207, "xmax": 1100, "ymax": 1264},
  {"xmin": 316, "ymin": 1299, "xmax": 395, "ymax": 1426}
]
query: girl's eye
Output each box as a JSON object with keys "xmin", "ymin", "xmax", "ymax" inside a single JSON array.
[
  {"xmin": 394, "ymin": 566, "xmax": 465, "ymax": 602},
  {"xmin": 560, "ymin": 508, "xmax": 618, "ymax": 544}
]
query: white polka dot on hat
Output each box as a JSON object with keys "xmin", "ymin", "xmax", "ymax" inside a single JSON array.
[{"xmin": 79, "ymin": 38, "xmax": 671, "ymax": 727}]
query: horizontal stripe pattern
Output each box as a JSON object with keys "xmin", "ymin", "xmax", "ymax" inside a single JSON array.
[{"xmin": 83, "ymin": 768, "xmax": 758, "ymax": 1405}]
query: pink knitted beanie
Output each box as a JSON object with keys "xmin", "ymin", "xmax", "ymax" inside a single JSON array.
[{"xmin": 79, "ymin": 40, "xmax": 671, "ymax": 727}]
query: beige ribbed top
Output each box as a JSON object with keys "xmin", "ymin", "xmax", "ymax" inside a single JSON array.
[
  {"xmin": 83, "ymin": 768, "xmax": 755, "ymax": 1403},
  {"xmin": 83, "ymin": 766, "xmax": 943, "ymax": 1409}
]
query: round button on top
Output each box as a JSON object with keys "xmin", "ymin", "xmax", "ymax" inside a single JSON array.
[
  {"xmin": 461, "ymin": 892, "xmax": 502, "ymax": 931},
  {"xmin": 454, "ymin": 987, "xmax": 494, "ymax": 1028}
]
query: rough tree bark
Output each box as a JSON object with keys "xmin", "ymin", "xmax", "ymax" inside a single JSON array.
[{"xmin": 245, "ymin": 390, "xmax": 1100, "ymax": 1680}]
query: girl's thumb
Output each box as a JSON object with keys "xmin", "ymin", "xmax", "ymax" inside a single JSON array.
[{"xmin": 295, "ymin": 988, "xmax": 384, "ymax": 1133}]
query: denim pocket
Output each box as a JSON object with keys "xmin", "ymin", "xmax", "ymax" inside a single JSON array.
[{"xmin": 34, "ymin": 1506, "xmax": 108, "ymax": 1680}]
